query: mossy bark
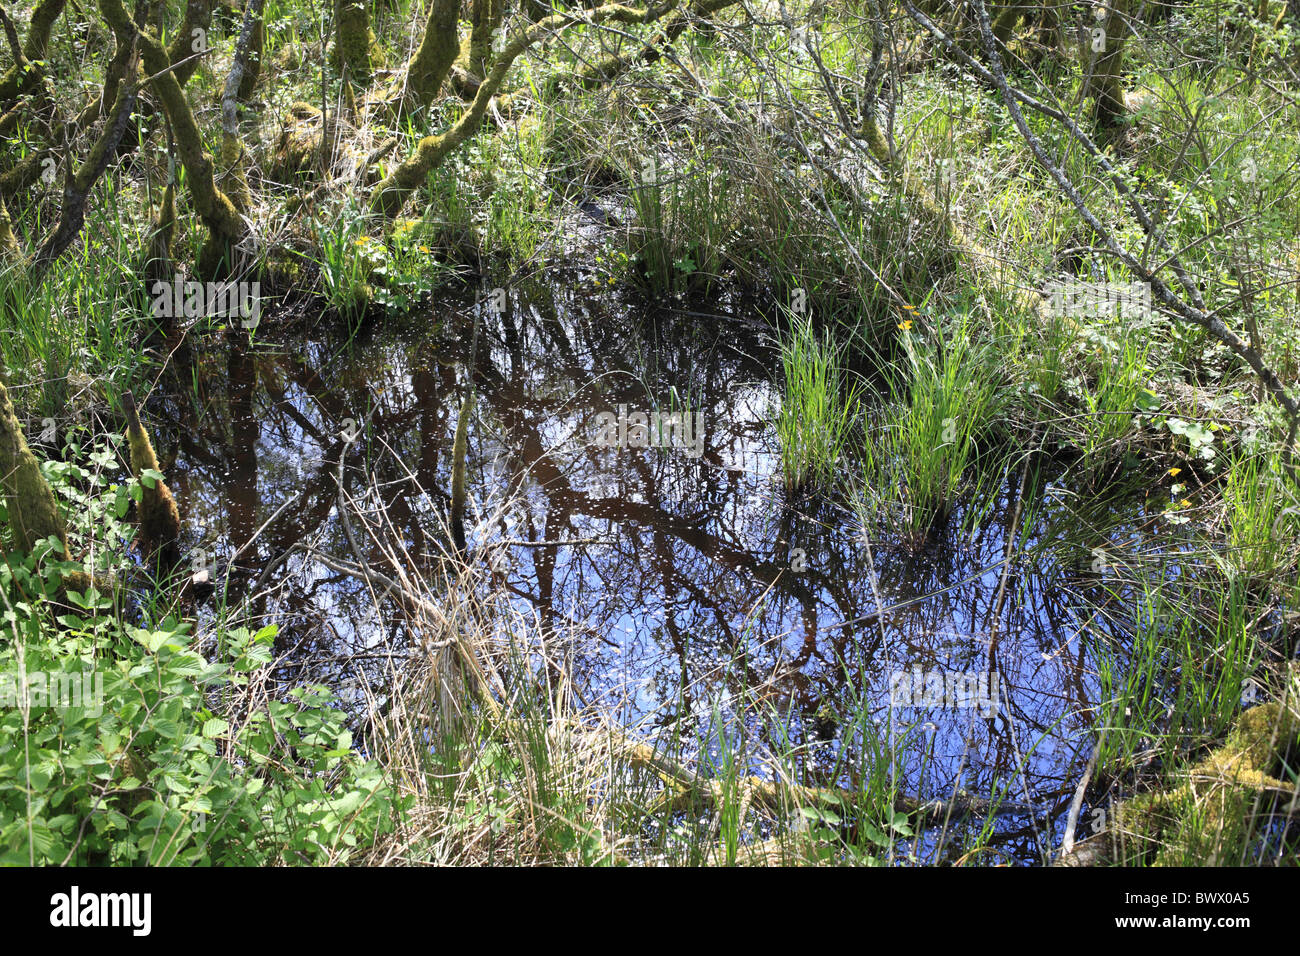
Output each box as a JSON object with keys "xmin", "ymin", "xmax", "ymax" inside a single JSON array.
[
  {"xmin": 164, "ymin": 0, "xmax": 213, "ymax": 87},
  {"xmin": 468, "ymin": 0, "xmax": 505, "ymax": 83},
  {"xmin": 372, "ymin": 2, "xmax": 676, "ymax": 221},
  {"xmin": 495, "ymin": 0, "xmax": 745, "ymax": 113},
  {"xmin": 0, "ymin": 0, "xmax": 66, "ymax": 104},
  {"xmin": 1123, "ymin": 700, "xmax": 1299, "ymax": 864},
  {"xmin": 2, "ymin": 11, "xmax": 138, "ymax": 204},
  {"xmin": 121, "ymin": 392, "xmax": 182, "ymax": 570},
  {"xmin": 100, "ymin": 0, "xmax": 245, "ymax": 278},
  {"xmin": 31, "ymin": 55, "xmax": 140, "ymax": 281},
  {"xmin": 1090, "ymin": 0, "xmax": 1130, "ymax": 132},
  {"xmin": 0, "ymin": 194, "xmax": 19, "ymax": 258},
  {"xmin": 22, "ymin": 0, "xmax": 68, "ymax": 61},
  {"xmin": 0, "ymin": 371, "xmax": 66, "ymax": 555},
  {"xmin": 1060, "ymin": 695, "xmax": 1300, "ymax": 866},
  {"xmin": 0, "ymin": 367, "xmax": 91, "ymax": 593},
  {"xmin": 990, "ymin": 3, "xmax": 1022, "ymax": 45},
  {"xmin": 404, "ymin": 0, "xmax": 460, "ymax": 107},
  {"xmin": 269, "ymin": 102, "xmax": 324, "ymax": 182},
  {"xmin": 331, "ymin": 0, "xmax": 380, "ymax": 86},
  {"xmin": 145, "ymin": 181, "xmax": 177, "ymax": 286}
]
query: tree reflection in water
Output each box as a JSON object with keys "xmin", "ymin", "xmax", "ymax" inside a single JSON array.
[{"xmin": 159, "ymin": 277, "xmax": 1130, "ymax": 862}]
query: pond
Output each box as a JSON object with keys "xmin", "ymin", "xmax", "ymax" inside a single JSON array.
[{"xmin": 149, "ymin": 272, "xmax": 1193, "ymax": 863}]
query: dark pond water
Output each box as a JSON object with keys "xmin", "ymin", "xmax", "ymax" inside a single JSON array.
[{"xmin": 149, "ymin": 273, "xmax": 1185, "ymax": 863}]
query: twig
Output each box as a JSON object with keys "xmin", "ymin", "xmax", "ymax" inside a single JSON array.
[{"xmin": 1061, "ymin": 731, "xmax": 1105, "ymax": 857}]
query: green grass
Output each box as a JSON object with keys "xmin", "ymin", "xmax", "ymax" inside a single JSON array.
[
  {"xmin": 864, "ymin": 310, "xmax": 1004, "ymax": 539},
  {"xmin": 776, "ymin": 313, "xmax": 861, "ymax": 494},
  {"xmin": 0, "ymin": 221, "xmax": 148, "ymax": 421}
]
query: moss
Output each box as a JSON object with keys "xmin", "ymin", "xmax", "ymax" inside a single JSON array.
[
  {"xmin": 0, "ymin": 195, "xmax": 19, "ymax": 258},
  {"xmin": 121, "ymin": 392, "xmax": 182, "ymax": 570},
  {"xmin": 991, "ymin": 3, "xmax": 1022, "ymax": 44},
  {"xmin": 100, "ymin": 0, "xmax": 244, "ymax": 279},
  {"xmin": 269, "ymin": 102, "xmax": 324, "ymax": 182},
  {"xmin": 468, "ymin": 0, "xmax": 504, "ymax": 82},
  {"xmin": 23, "ymin": 0, "xmax": 69, "ymax": 62},
  {"xmin": 0, "ymin": 374, "xmax": 67, "ymax": 555},
  {"xmin": 1104, "ymin": 699, "xmax": 1300, "ymax": 865},
  {"xmin": 1090, "ymin": 0, "xmax": 1131, "ymax": 132},
  {"xmin": 163, "ymin": 0, "xmax": 213, "ymax": 88},
  {"xmin": 146, "ymin": 183, "xmax": 177, "ymax": 285},
  {"xmin": 0, "ymin": 370, "xmax": 90, "ymax": 594},
  {"xmin": 404, "ymin": 0, "xmax": 460, "ymax": 106},
  {"xmin": 330, "ymin": 1, "xmax": 383, "ymax": 86}
]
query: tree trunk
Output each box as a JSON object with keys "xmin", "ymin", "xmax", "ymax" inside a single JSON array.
[
  {"xmin": 404, "ymin": 0, "xmax": 460, "ymax": 107},
  {"xmin": 0, "ymin": 365, "xmax": 87, "ymax": 594},
  {"xmin": 332, "ymin": 0, "xmax": 378, "ymax": 86},
  {"xmin": 1090, "ymin": 0, "xmax": 1130, "ymax": 132}
]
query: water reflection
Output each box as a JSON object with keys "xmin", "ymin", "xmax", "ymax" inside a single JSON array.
[{"xmin": 159, "ymin": 276, "xmax": 1127, "ymax": 862}]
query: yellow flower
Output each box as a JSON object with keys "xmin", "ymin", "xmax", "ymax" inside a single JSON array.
[
  {"xmin": 903, "ymin": 303, "xmax": 916, "ymax": 311},
  {"xmin": 419, "ymin": 245, "xmax": 431, "ymax": 254},
  {"xmin": 1167, "ymin": 467, "xmax": 1181, "ymax": 477},
  {"xmin": 1180, "ymin": 499, "xmax": 1192, "ymax": 509},
  {"xmin": 607, "ymin": 277, "xmax": 617, "ymax": 285},
  {"xmin": 354, "ymin": 235, "xmax": 373, "ymax": 246},
  {"xmin": 898, "ymin": 319, "xmax": 913, "ymax": 332}
]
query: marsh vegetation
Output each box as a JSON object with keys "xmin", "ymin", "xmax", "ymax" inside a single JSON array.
[{"xmin": 1, "ymin": 0, "xmax": 1299, "ymax": 866}]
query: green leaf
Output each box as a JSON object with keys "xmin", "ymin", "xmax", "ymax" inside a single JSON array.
[
  {"xmin": 1182, "ymin": 422, "xmax": 1213, "ymax": 446},
  {"xmin": 889, "ymin": 811, "xmax": 914, "ymax": 837},
  {"xmin": 861, "ymin": 822, "xmax": 889, "ymax": 846}
]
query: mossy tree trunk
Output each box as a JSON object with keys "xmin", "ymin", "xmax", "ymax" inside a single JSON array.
[
  {"xmin": 332, "ymin": 0, "xmax": 378, "ymax": 86},
  {"xmin": 468, "ymin": 0, "xmax": 505, "ymax": 83},
  {"xmin": 0, "ymin": 195, "xmax": 19, "ymax": 257},
  {"xmin": 30, "ymin": 49, "xmax": 140, "ymax": 282},
  {"xmin": 121, "ymin": 392, "xmax": 181, "ymax": 570},
  {"xmin": 163, "ymin": 0, "xmax": 213, "ymax": 86},
  {"xmin": 145, "ymin": 182, "xmax": 177, "ymax": 285},
  {"xmin": 0, "ymin": 367, "xmax": 72, "ymax": 562},
  {"xmin": 374, "ymin": 0, "xmax": 730, "ymax": 220},
  {"xmin": 0, "ymin": 0, "xmax": 67, "ymax": 104},
  {"xmin": 404, "ymin": 0, "xmax": 461, "ymax": 107},
  {"xmin": 990, "ymin": 2, "xmax": 1022, "ymax": 45},
  {"xmin": 100, "ymin": 0, "xmax": 246, "ymax": 278}
]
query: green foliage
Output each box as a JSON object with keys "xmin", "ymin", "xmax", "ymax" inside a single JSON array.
[
  {"xmin": 866, "ymin": 311, "xmax": 1004, "ymax": 537},
  {"xmin": 776, "ymin": 314, "xmax": 861, "ymax": 493},
  {"xmin": 0, "ymin": 448, "xmax": 396, "ymax": 865}
]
